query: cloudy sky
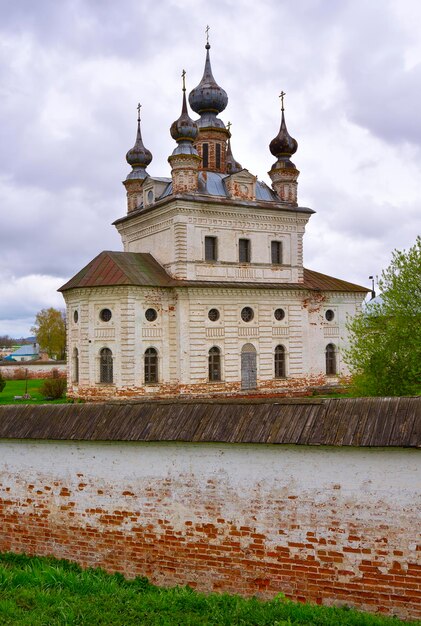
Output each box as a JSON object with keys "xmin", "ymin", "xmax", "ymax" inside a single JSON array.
[{"xmin": 1, "ymin": 0, "xmax": 420, "ymax": 336}]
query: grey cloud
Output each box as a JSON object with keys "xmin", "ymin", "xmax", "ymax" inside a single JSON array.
[
  {"xmin": 0, "ymin": 0, "xmax": 420, "ymax": 336},
  {"xmin": 337, "ymin": 2, "xmax": 421, "ymax": 147}
]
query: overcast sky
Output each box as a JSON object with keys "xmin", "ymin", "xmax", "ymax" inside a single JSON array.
[{"xmin": 1, "ymin": 0, "xmax": 420, "ymax": 336}]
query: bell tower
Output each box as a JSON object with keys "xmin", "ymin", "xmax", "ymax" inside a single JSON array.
[
  {"xmin": 188, "ymin": 28, "xmax": 230, "ymax": 174},
  {"xmin": 122, "ymin": 104, "xmax": 152, "ymax": 213},
  {"xmin": 268, "ymin": 92, "xmax": 300, "ymax": 206}
]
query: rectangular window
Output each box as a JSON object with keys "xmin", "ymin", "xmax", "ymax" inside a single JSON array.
[
  {"xmin": 205, "ymin": 236, "xmax": 217, "ymax": 262},
  {"xmin": 239, "ymin": 239, "xmax": 251, "ymax": 263},
  {"xmin": 215, "ymin": 143, "xmax": 221, "ymax": 169},
  {"xmin": 271, "ymin": 241, "xmax": 283, "ymax": 264},
  {"xmin": 202, "ymin": 143, "xmax": 209, "ymax": 168}
]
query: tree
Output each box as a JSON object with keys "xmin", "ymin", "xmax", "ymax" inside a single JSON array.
[
  {"xmin": 31, "ymin": 308, "xmax": 66, "ymax": 361},
  {"xmin": 0, "ymin": 335, "xmax": 14, "ymax": 348},
  {"xmin": 345, "ymin": 236, "xmax": 421, "ymax": 396}
]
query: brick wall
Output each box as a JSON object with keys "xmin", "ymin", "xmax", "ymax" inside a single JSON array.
[{"xmin": 0, "ymin": 441, "xmax": 419, "ymax": 620}]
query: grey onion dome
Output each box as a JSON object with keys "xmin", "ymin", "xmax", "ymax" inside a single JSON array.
[
  {"xmin": 126, "ymin": 105, "xmax": 152, "ymax": 173},
  {"xmin": 170, "ymin": 83, "xmax": 198, "ymax": 143},
  {"xmin": 269, "ymin": 109, "xmax": 298, "ymax": 160},
  {"xmin": 189, "ymin": 43, "xmax": 228, "ymax": 115}
]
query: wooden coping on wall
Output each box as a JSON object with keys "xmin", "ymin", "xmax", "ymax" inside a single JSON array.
[{"xmin": 0, "ymin": 397, "xmax": 419, "ymax": 447}]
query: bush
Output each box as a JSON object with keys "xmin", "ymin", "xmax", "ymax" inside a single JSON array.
[
  {"xmin": 0, "ymin": 370, "xmax": 5, "ymax": 393},
  {"xmin": 13, "ymin": 367, "xmax": 28, "ymax": 380},
  {"xmin": 40, "ymin": 377, "xmax": 67, "ymax": 400}
]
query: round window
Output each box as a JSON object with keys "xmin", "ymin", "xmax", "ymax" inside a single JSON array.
[
  {"xmin": 147, "ymin": 190, "xmax": 154, "ymax": 204},
  {"xmin": 241, "ymin": 307, "xmax": 254, "ymax": 322},
  {"xmin": 145, "ymin": 308, "xmax": 158, "ymax": 322},
  {"xmin": 100, "ymin": 308, "xmax": 112, "ymax": 322},
  {"xmin": 325, "ymin": 309, "xmax": 335, "ymax": 321},
  {"xmin": 274, "ymin": 308, "xmax": 285, "ymax": 321},
  {"xmin": 208, "ymin": 308, "xmax": 220, "ymax": 322},
  {"xmin": 73, "ymin": 310, "xmax": 79, "ymax": 323}
]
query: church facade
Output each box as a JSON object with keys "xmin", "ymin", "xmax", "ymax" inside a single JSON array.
[{"xmin": 60, "ymin": 42, "xmax": 367, "ymax": 400}]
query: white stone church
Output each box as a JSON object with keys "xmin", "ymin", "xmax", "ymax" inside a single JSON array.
[{"xmin": 60, "ymin": 41, "xmax": 368, "ymax": 400}]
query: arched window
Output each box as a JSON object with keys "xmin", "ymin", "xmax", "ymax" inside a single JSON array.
[
  {"xmin": 100, "ymin": 348, "xmax": 113, "ymax": 384},
  {"xmin": 72, "ymin": 347, "xmax": 79, "ymax": 383},
  {"xmin": 144, "ymin": 347, "xmax": 158, "ymax": 384},
  {"xmin": 208, "ymin": 347, "xmax": 221, "ymax": 382},
  {"xmin": 274, "ymin": 345, "xmax": 286, "ymax": 378},
  {"xmin": 326, "ymin": 344, "xmax": 337, "ymax": 375},
  {"xmin": 241, "ymin": 343, "xmax": 257, "ymax": 390}
]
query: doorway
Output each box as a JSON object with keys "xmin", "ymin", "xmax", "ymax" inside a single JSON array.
[{"xmin": 241, "ymin": 343, "xmax": 257, "ymax": 390}]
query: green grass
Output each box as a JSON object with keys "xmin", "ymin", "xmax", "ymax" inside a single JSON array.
[
  {"xmin": 0, "ymin": 554, "xmax": 418, "ymax": 625},
  {"xmin": 0, "ymin": 379, "xmax": 68, "ymax": 405}
]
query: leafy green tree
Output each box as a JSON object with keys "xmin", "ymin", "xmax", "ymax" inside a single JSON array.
[
  {"xmin": 31, "ymin": 308, "xmax": 66, "ymax": 361},
  {"xmin": 345, "ymin": 236, "xmax": 421, "ymax": 396}
]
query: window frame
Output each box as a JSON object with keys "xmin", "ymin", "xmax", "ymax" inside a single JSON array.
[
  {"xmin": 274, "ymin": 345, "xmax": 286, "ymax": 379},
  {"xmin": 215, "ymin": 143, "xmax": 221, "ymax": 169},
  {"xmin": 208, "ymin": 346, "xmax": 221, "ymax": 382},
  {"xmin": 202, "ymin": 143, "xmax": 209, "ymax": 168},
  {"xmin": 204, "ymin": 236, "xmax": 218, "ymax": 262},
  {"xmin": 241, "ymin": 306, "xmax": 254, "ymax": 322},
  {"xmin": 239, "ymin": 238, "xmax": 251, "ymax": 263},
  {"xmin": 271, "ymin": 241, "xmax": 283, "ymax": 265},
  {"xmin": 325, "ymin": 343, "xmax": 337, "ymax": 375},
  {"xmin": 144, "ymin": 347, "xmax": 159, "ymax": 384},
  {"xmin": 99, "ymin": 347, "xmax": 113, "ymax": 384},
  {"xmin": 72, "ymin": 347, "xmax": 79, "ymax": 383}
]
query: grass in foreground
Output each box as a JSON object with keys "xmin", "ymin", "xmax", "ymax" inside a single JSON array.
[
  {"xmin": 0, "ymin": 554, "xmax": 418, "ymax": 625},
  {"xmin": 0, "ymin": 379, "xmax": 68, "ymax": 405}
]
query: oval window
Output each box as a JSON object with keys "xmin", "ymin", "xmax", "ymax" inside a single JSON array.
[
  {"xmin": 325, "ymin": 309, "xmax": 335, "ymax": 321},
  {"xmin": 274, "ymin": 308, "xmax": 285, "ymax": 321},
  {"xmin": 145, "ymin": 308, "xmax": 158, "ymax": 322},
  {"xmin": 241, "ymin": 307, "xmax": 254, "ymax": 322},
  {"xmin": 100, "ymin": 308, "xmax": 112, "ymax": 322},
  {"xmin": 73, "ymin": 310, "xmax": 79, "ymax": 323},
  {"xmin": 208, "ymin": 308, "xmax": 220, "ymax": 322}
]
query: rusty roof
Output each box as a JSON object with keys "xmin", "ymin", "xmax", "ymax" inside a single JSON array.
[
  {"xmin": 0, "ymin": 397, "xmax": 419, "ymax": 447},
  {"xmin": 59, "ymin": 251, "xmax": 368, "ymax": 293},
  {"xmin": 59, "ymin": 252, "xmax": 175, "ymax": 291}
]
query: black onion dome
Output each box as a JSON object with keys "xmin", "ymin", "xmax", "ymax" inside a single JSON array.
[
  {"xmin": 269, "ymin": 110, "xmax": 298, "ymax": 159},
  {"xmin": 170, "ymin": 87, "xmax": 198, "ymax": 143},
  {"xmin": 126, "ymin": 106, "xmax": 152, "ymax": 170},
  {"xmin": 189, "ymin": 43, "xmax": 228, "ymax": 115}
]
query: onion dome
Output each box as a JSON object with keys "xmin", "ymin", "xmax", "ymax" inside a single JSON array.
[
  {"xmin": 170, "ymin": 71, "xmax": 198, "ymax": 144},
  {"xmin": 189, "ymin": 41, "xmax": 228, "ymax": 116},
  {"xmin": 225, "ymin": 123, "xmax": 242, "ymax": 174},
  {"xmin": 125, "ymin": 104, "xmax": 152, "ymax": 180},
  {"xmin": 269, "ymin": 92, "xmax": 298, "ymax": 165}
]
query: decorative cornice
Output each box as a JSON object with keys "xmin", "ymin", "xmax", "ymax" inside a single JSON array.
[{"xmin": 113, "ymin": 193, "xmax": 314, "ymax": 227}]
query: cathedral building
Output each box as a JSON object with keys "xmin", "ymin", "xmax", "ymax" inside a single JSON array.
[{"xmin": 60, "ymin": 41, "xmax": 368, "ymax": 400}]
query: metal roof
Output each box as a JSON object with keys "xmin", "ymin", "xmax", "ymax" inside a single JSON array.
[
  {"xmin": 7, "ymin": 344, "xmax": 39, "ymax": 357},
  {"xmin": 59, "ymin": 252, "xmax": 369, "ymax": 293},
  {"xmin": 59, "ymin": 252, "xmax": 174, "ymax": 292},
  {"xmin": 146, "ymin": 172, "xmax": 280, "ymax": 206},
  {"xmin": 0, "ymin": 397, "xmax": 419, "ymax": 447}
]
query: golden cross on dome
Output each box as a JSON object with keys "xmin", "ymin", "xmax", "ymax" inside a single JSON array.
[
  {"xmin": 279, "ymin": 91, "xmax": 286, "ymax": 112},
  {"xmin": 181, "ymin": 69, "xmax": 186, "ymax": 91},
  {"xmin": 205, "ymin": 25, "xmax": 210, "ymax": 44},
  {"xmin": 137, "ymin": 102, "xmax": 141, "ymax": 122}
]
